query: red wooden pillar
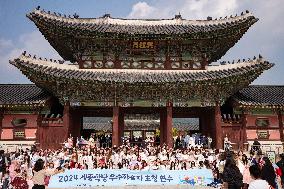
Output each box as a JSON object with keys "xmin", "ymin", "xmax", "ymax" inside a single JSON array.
[
  {"xmin": 240, "ymin": 110, "xmax": 248, "ymax": 150},
  {"xmin": 205, "ymin": 112, "xmax": 211, "ymax": 137},
  {"xmin": 71, "ymin": 109, "xmax": 81, "ymax": 140},
  {"xmin": 166, "ymin": 105, "xmax": 173, "ymax": 148},
  {"xmin": 118, "ymin": 108, "xmax": 124, "ymax": 145},
  {"xmin": 63, "ymin": 102, "xmax": 71, "ymax": 142},
  {"xmin": 0, "ymin": 108, "xmax": 3, "ymax": 140},
  {"xmin": 78, "ymin": 59, "xmax": 84, "ymax": 69},
  {"xmin": 160, "ymin": 109, "xmax": 166, "ymax": 145},
  {"xmin": 278, "ymin": 109, "xmax": 284, "ymax": 142},
  {"xmin": 112, "ymin": 106, "xmax": 120, "ymax": 147},
  {"xmin": 35, "ymin": 110, "xmax": 42, "ymax": 149},
  {"xmin": 214, "ymin": 102, "xmax": 222, "ymax": 149},
  {"xmin": 200, "ymin": 112, "xmax": 209, "ymax": 136}
]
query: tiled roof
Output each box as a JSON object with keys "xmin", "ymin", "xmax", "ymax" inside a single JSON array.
[
  {"xmin": 233, "ymin": 85, "xmax": 284, "ymax": 107},
  {"xmin": 0, "ymin": 84, "xmax": 50, "ymax": 105},
  {"xmin": 26, "ymin": 8, "xmax": 258, "ymax": 62},
  {"xmin": 10, "ymin": 55, "xmax": 273, "ymax": 84},
  {"xmin": 27, "ymin": 9, "xmax": 258, "ymax": 35}
]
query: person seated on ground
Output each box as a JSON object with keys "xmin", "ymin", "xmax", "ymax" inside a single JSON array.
[{"xmin": 248, "ymin": 164, "xmax": 270, "ymax": 189}]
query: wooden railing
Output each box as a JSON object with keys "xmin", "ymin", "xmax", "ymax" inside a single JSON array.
[
  {"xmin": 222, "ymin": 114, "xmax": 241, "ymax": 123},
  {"xmin": 41, "ymin": 114, "xmax": 63, "ymax": 126}
]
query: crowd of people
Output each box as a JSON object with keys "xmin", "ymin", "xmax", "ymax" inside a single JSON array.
[
  {"xmin": 0, "ymin": 134, "xmax": 284, "ymax": 189},
  {"xmin": 76, "ymin": 133, "xmax": 212, "ymax": 149}
]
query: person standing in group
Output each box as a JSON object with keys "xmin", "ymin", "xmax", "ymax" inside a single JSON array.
[
  {"xmin": 10, "ymin": 168, "xmax": 28, "ymax": 189},
  {"xmin": 222, "ymin": 157, "xmax": 243, "ymax": 189},
  {"xmin": 0, "ymin": 150, "xmax": 7, "ymax": 183},
  {"xmin": 32, "ymin": 159, "xmax": 50, "ymax": 189},
  {"xmin": 248, "ymin": 164, "xmax": 270, "ymax": 189},
  {"xmin": 208, "ymin": 136, "xmax": 213, "ymax": 149},
  {"xmin": 241, "ymin": 154, "xmax": 252, "ymax": 189},
  {"xmin": 261, "ymin": 157, "xmax": 276, "ymax": 189},
  {"xmin": 276, "ymin": 154, "xmax": 284, "ymax": 188}
]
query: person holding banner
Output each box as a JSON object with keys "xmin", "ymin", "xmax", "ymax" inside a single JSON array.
[{"xmin": 32, "ymin": 159, "xmax": 52, "ymax": 189}]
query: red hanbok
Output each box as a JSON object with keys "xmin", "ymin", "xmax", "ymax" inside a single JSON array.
[{"xmin": 11, "ymin": 175, "xmax": 29, "ymax": 189}]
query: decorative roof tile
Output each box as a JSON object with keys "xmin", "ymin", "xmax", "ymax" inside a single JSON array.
[
  {"xmin": 27, "ymin": 9, "xmax": 258, "ymax": 34},
  {"xmin": 9, "ymin": 54, "xmax": 273, "ymax": 104},
  {"xmin": 10, "ymin": 55, "xmax": 273, "ymax": 84},
  {"xmin": 26, "ymin": 8, "xmax": 258, "ymax": 62},
  {"xmin": 233, "ymin": 85, "xmax": 284, "ymax": 107},
  {"xmin": 0, "ymin": 84, "xmax": 50, "ymax": 105}
]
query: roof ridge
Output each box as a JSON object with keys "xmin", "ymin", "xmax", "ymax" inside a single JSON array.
[
  {"xmin": 28, "ymin": 7, "xmax": 256, "ymax": 26},
  {"xmin": 216, "ymin": 55, "xmax": 268, "ymax": 65}
]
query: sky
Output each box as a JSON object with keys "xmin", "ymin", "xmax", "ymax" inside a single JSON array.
[{"xmin": 0, "ymin": 0, "xmax": 283, "ymax": 85}]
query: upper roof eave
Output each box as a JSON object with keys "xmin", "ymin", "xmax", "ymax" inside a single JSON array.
[
  {"xmin": 28, "ymin": 8, "xmax": 256, "ymax": 25},
  {"xmin": 25, "ymin": 8, "xmax": 259, "ymax": 63},
  {"xmin": 26, "ymin": 8, "xmax": 258, "ymax": 35}
]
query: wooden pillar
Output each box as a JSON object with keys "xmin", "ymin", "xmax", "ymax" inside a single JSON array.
[
  {"xmin": 165, "ymin": 56, "xmax": 171, "ymax": 69},
  {"xmin": 240, "ymin": 110, "xmax": 248, "ymax": 150},
  {"xmin": 205, "ymin": 111, "xmax": 211, "ymax": 137},
  {"xmin": 35, "ymin": 110, "xmax": 42, "ymax": 149},
  {"xmin": 200, "ymin": 111, "xmax": 208, "ymax": 136},
  {"xmin": 278, "ymin": 110, "xmax": 284, "ymax": 142},
  {"xmin": 214, "ymin": 102, "xmax": 222, "ymax": 149},
  {"xmin": 63, "ymin": 102, "xmax": 71, "ymax": 141},
  {"xmin": 112, "ymin": 106, "xmax": 120, "ymax": 147},
  {"xmin": 165, "ymin": 40, "xmax": 172, "ymax": 70},
  {"xmin": 71, "ymin": 109, "xmax": 81, "ymax": 140},
  {"xmin": 0, "ymin": 108, "xmax": 3, "ymax": 140},
  {"xmin": 78, "ymin": 59, "xmax": 84, "ymax": 69},
  {"xmin": 160, "ymin": 109, "xmax": 166, "ymax": 145},
  {"xmin": 118, "ymin": 108, "xmax": 124, "ymax": 145},
  {"xmin": 166, "ymin": 104, "xmax": 173, "ymax": 148}
]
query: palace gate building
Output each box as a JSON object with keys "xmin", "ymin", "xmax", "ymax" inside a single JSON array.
[{"xmin": 1, "ymin": 8, "xmax": 283, "ymax": 151}]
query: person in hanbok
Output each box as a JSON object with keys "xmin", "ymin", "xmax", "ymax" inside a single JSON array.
[
  {"xmin": 224, "ymin": 135, "xmax": 231, "ymax": 151},
  {"xmin": 189, "ymin": 135, "xmax": 195, "ymax": 148},
  {"xmin": 9, "ymin": 160, "xmax": 19, "ymax": 181},
  {"xmin": 207, "ymin": 136, "xmax": 213, "ymax": 149},
  {"xmin": 183, "ymin": 134, "xmax": 189, "ymax": 148},
  {"xmin": 239, "ymin": 154, "xmax": 252, "ymax": 189},
  {"xmin": 11, "ymin": 168, "xmax": 28, "ymax": 189}
]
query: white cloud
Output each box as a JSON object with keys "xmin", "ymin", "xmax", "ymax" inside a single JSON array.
[
  {"xmin": 179, "ymin": 0, "xmax": 237, "ymax": 19},
  {"xmin": 0, "ymin": 39, "xmax": 13, "ymax": 54},
  {"xmin": 127, "ymin": 2, "xmax": 156, "ymax": 19},
  {"xmin": 0, "ymin": 30, "xmax": 61, "ymax": 83},
  {"xmin": 128, "ymin": 0, "xmax": 238, "ymax": 19}
]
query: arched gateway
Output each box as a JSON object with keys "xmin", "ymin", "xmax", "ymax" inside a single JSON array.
[{"xmin": 8, "ymin": 8, "xmax": 274, "ymax": 149}]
